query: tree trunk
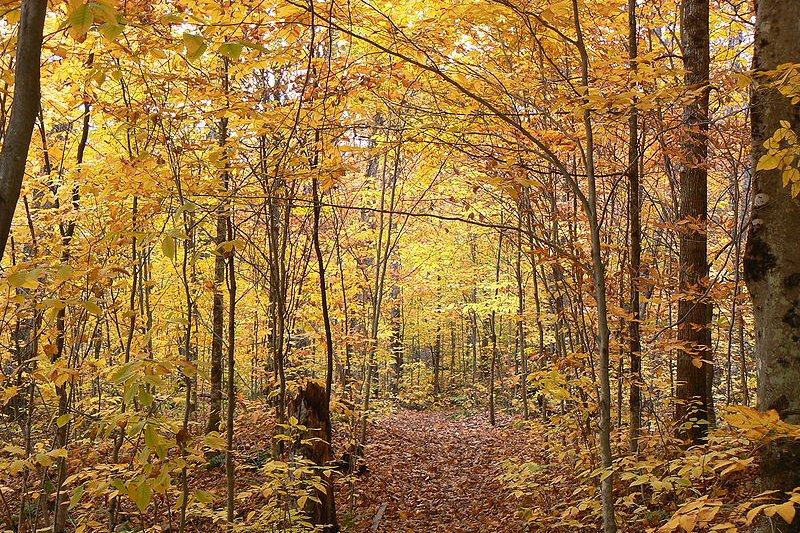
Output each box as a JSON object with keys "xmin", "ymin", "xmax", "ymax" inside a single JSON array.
[
  {"xmin": 225, "ymin": 215, "xmax": 236, "ymax": 523},
  {"xmin": 745, "ymin": 0, "xmax": 800, "ymax": 530},
  {"xmin": 312, "ymin": 172, "xmax": 338, "ymax": 532},
  {"xmin": 675, "ymin": 0, "xmax": 713, "ymax": 444},
  {"xmin": 289, "ymin": 381, "xmax": 338, "ymax": 531},
  {"xmin": 627, "ymin": 0, "xmax": 643, "ymax": 453},
  {"xmin": 0, "ymin": 0, "xmax": 47, "ymax": 260},
  {"xmin": 516, "ymin": 206, "xmax": 529, "ymax": 420},
  {"xmin": 207, "ymin": 97, "xmax": 229, "ymax": 434}
]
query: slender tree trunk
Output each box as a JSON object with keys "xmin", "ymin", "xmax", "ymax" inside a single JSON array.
[
  {"xmin": 745, "ymin": 1, "xmax": 800, "ymax": 530},
  {"xmin": 675, "ymin": 0, "xmax": 713, "ymax": 444},
  {"xmin": 225, "ymin": 214, "xmax": 236, "ymax": 523},
  {"xmin": 312, "ymin": 172, "xmax": 338, "ymax": 531},
  {"xmin": 627, "ymin": 0, "xmax": 643, "ymax": 452},
  {"xmin": 489, "ymin": 230, "xmax": 503, "ymax": 426},
  {"xmin": 516, "ymin": 205, "xmax": 529, "ymax": 419},
  {"xmin": 207, "ymin": 58, "xmax": 230, "ymax": 434},
  {"xmin": 571, "ymin": 2, "xmax": 617, "ymax": 530},
  {"xmin": 52, "ymin": 65, "xmax": 92, "ymax": 531}
]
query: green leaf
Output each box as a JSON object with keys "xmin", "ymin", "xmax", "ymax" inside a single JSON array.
[
  {"xmin": 183, "ymin": 33, "xmax": 207, "ymax": 61},
  {"xmin": 112, "ymin": 362, "xmax": 135, "ymax": 384},
  {"xmin": 56, "ymin": 414, "xmax": 71, "ymax": 428},
  {"xmin": 98, "ymin": 22, "xmax": 124, "ymax": 40},
  {"xmin": 138, "ymin": 386, "xmax": 153, "ymax": 408},
  {"xmin": 176, "ymin": 201, "xmax": 196, "ymax": 216},
  {"xmin": 241, "ymin": 41, "xmax": 269, "ymax": 53},
  {"xmin": 69, "ymin": 484, "xmax": 85, "ymax": 509},
  {"xmin": 161, "ymin": 236, "xmax": 176, "ymax": 260},
  {"xmin": 83, "ymin": 299, "xmax": 103, "ymax": 316},
  {"xmin": 134, "ymin": 480, "xmax": 152, "ymax": 512},
  {"xmin": 67, "ymin": 3, "xmax": 94, "ymax": 40},
  {"xmin": 55, "ymin": 264, "xmax": 75, "ymax": 282},
  {"xmin": 144, "ymin": 423, "xmax": 160, "ymax": 450},
  {"xmin": 218, "ymin": 42, "xmax": 244, "ymax": 61},
  {"xmin": 8, "ymin": 270, "xmax": 39, "ymax": 290}
]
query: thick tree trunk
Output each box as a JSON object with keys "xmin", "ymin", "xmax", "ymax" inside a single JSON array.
[
  {"xmin": 0, "ymin": 0, "xmax": 47, "ymax": 260},
  {"xmin": 675, "ymin": 0, "xmax": 713, "ymax": 444},
  {"xmin": 745, "ymin": 1, "xmax": 800, "ymax": 531}
]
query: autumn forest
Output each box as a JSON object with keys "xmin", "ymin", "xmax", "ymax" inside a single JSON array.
[{"xmin": 0, "ymin": 0, "xmax": 798, "ymax": 531}]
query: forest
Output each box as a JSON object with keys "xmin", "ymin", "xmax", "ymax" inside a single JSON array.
[{"xmin": 0, "ymin": 0, "xmax": 798, "ymax": 531}]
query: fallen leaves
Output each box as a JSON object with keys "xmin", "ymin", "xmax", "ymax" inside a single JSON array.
[{"xmin": 344, "ymin": 409, "xmax": 538, "ymax": 532}]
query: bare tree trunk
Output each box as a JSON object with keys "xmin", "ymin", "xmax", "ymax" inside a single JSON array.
[
  {"xmin": 311, "ymin": 172, "xmax": 338, "ymax": 532},
  {"xmin": 289, "ymin": 382, "xmax": 338, "ymax": 531},
  {"xmin": 516, "ymin": 204, "xmax": 529, "ymax": 419},
  {"xmin": 627, "ymin": 0, "xmax": 643, "ymax": 452},
  {"xmin": 225, "ymin": 211, "xmax": 237, "ymax": 523},
  {"xmin": 745, "ymin": 1, "xmax": 800, "ymax": 530},
  {"xmin": 207, "ymin": 58, "xmax": 230, "ymax": 434},
  {"xmin": 0, "ymin": 0, "xmax": 47, "ymax": 259},
  {"xmin": 675, "ymin": 0, "xmax": 713, "ymax": 444}
]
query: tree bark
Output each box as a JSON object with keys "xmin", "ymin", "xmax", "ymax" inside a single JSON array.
[
  {"xmin": 312, "ymin": 173, "xmax": 338, "ymax": 532},
  {"xmin": 627, "ymin": 0, "xmax": 643, "ymax": 453},
  {"xmin": 0, "ymin": 0, "xmax": 48, "ymax": 260},
  {"xmin": 289, "ymin": 381, "xmax": 338, "ymax": 531},
  {"xmin": 207, "ymin": 108, "xmax": 229, "ymax": 435},
  {"xmin": 675, "ymin": 0, "xmax": 713, "ymax": 444},
  {"xmin": 745, "ymin": 0, "xmax": 800, "ymax": 530}
]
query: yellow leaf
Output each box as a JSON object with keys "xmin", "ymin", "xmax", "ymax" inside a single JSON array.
[
  {"xmin": 56, "ymin": 414, "xmax": 71, "ymax": 427},
  {"xmin": 89, "ymin": 0, "xmax": 117, "ymax": 24},
  {"xmin": 774, "ymin": 501, "xmax": 796, "ymax": 524},
  {"xmin": 757, "ymin": 154, "xmax": 781, "ymax": 171},
  {"xmin": 9, "ymin": 460, "xmax": 26, "ymax": 475},
  {"xmin": 2, "ymin": 444, "xmax": 26, "ymax": 456},
  {"xmin": 747, "ymin": 504, "xmax": 768, "ymax": 525},
  {"xmin": 678, "ymin": 513, "xmax": 697, "ymax": 532}
]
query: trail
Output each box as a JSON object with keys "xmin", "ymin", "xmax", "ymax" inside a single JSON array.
[{"xmin": 346, "ymin": 409, "xmax": 537, "ymax": 533}]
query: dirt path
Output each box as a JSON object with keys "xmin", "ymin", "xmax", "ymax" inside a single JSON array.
[{"xmin": 345, "ymin": 409, "xmax": 536, "ymax": 533}]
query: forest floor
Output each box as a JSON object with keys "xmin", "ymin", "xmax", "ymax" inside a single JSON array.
[{"xmin": 341, "ymin": 408, "xmax": 539, "ymax": 533}]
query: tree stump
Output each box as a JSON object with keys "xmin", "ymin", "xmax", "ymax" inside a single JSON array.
[{"xmin": 288, "ymin": 380, "xmax": 338, "ymax": 532}]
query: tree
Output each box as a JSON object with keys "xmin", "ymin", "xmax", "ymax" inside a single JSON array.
[
  {"xmin": 627, "ymin": 0, "xmax": 643, "ymax": 453},
  {"xmin": 675, "ymin": 0, "xmax": 713, "ymax": 444},
  {"xmin": 0, "ymin": 0, "xmax": 47, "ymax": 260},
  {"xmin": 745, "ymin": 0, "xmax": 800, "ymax": 530}
]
